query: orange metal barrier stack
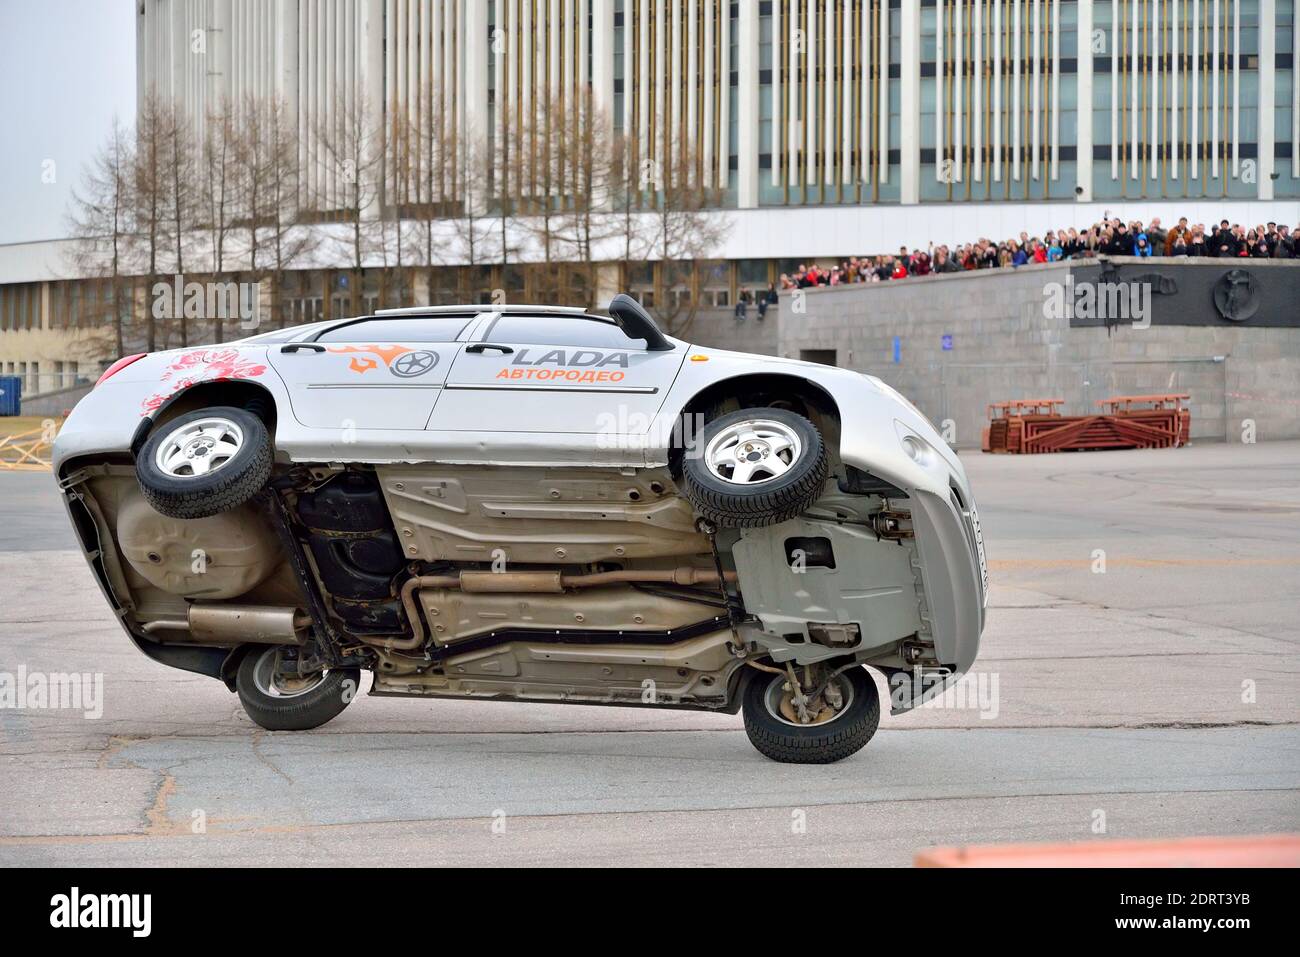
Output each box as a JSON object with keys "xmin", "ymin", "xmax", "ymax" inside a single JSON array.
[
  {"xmin": 985, "ymin": 394, "xmax": 1191, "ymax": 454},
  {"xmin": 1098, "ymin": 393, "xmax": 1191, "ymax": 448},
  {"xmin": 984, "ymin": 399, "xmax": 1066, "ymax": 453}
]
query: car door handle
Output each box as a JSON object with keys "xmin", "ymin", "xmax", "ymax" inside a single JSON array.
[
  {"xmin": 281, "ymin": 343, "xmax": 326, "ymax": 354},
  {"xmin": 466, "ymin": 344, "xmax": 514, "ymax": 355}
]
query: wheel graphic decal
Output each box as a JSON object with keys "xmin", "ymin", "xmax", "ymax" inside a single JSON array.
[{"xmin": 390, "ymin": 350, "xmax": 439, "ymax": 378}]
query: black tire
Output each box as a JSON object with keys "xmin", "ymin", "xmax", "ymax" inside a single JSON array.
[
  {"xmin": 235, "ymin": 646, "xmax": 361, "ymax": 732},
  {"xmin": 136, "ymin": 406, "xmax": 272, "ymax": 520},
  {"xmin": 742, "ymin": 665, "xmax": 880, "ymax": 764},
  {"xmin": 681, "ymin": 407, "xmax": 828, "ymax": 528}
]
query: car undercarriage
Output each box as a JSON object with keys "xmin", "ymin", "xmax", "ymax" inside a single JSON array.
[{"xmin": 61, "ymin": 453, "xmax": 932, "ymax": 719}]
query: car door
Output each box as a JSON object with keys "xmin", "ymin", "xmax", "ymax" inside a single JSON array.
[
  {"xmin": 267, "ymin": 314, "xmax": 478, "ymax": 430},
  {"xmin": 429, "ymin": 313, "xmax": 688, "ymax": 435}
]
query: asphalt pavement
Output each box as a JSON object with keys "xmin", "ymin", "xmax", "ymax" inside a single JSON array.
[{"xmin": 2, "ymin": 441, "xmax": 1298, "ymax": 865}]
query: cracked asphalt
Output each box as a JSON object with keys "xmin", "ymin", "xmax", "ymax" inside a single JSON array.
[{"xmin": 2, "ymin": 441, "xmax": 1298, "ymax": 866}]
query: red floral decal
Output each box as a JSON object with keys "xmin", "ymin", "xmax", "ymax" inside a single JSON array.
[{"xmin": 140, "ymin": 348, "xmax": 268, "ymax": 416}]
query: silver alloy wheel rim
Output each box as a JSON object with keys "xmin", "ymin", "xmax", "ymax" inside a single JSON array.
[
  {"xmin": 703, "ymin": 419, "xmax": 803, "ymax": 486},
  {"xmin": 251, "ymin": 648, "xmax": 327, "ymax": 700},
  {"xmin": 154, "ymin": 416, "xmax": 245, "ymax": 478},
  {"xmin": 763, "ymin": 672, "xmax": 855, "ymax": 728}
]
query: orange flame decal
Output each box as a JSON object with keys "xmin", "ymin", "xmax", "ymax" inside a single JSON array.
[{"xmin": 326, "ymin": 344, "xmax": 414, "ymax": 374}]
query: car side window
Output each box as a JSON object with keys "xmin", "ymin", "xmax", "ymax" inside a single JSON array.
[
  {"xmin": 314, "ymin": 316, "xmax": 475, "ymax": 343},
  {"xmin": 486, "ymin": 315, "xmax": 647, "ymax": 350}
]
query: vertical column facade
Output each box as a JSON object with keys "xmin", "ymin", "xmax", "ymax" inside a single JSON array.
[
  {"xmin": 1258, "ymin": 0, "xmax": 1275, "ymax": 200},
  {"xmin": 900, "ymin": 0, "xmax": 920, "ymax": 203},
  {"xmin": 738, "ymin": 0, "xmax": 760, "ymax": 207},
  {"xmin": 134, "ymin": 0, "xmax": 1299, "ymax": 215}
]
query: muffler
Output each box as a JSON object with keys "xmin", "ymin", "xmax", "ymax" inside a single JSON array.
[{"xmin": 186, "ymin": 604, "xmax": 308, "ymax": 645}]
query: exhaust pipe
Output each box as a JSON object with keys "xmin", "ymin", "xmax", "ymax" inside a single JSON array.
[
  {"xmin": 142, "ymin": 605, "xmax": 308, "ymax": 645},
  {"xmin": 189, "ymin": 605, "xmax": 308, "ymax": 644},
  {"xmin": 382, "ymin": 567, "xmax": 739, "ymax": 652}
]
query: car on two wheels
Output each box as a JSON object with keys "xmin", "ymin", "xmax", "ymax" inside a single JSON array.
[{"xmin": 54, "ymin": 295, "xmax": 986, "ymax": 763}]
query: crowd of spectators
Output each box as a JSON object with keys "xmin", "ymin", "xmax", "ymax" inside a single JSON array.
[{"xmin": 778, "ymin": 217, "xmax": 1300, "ymax": 290}]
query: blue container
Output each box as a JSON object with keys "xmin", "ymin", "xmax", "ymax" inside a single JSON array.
[{"xmin": 0, "ymin": 376, "xmax": 21, "ymax": 416}]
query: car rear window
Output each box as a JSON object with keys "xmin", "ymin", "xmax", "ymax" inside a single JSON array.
[
  {"xmin": 314, "ymin": 316, "xmax": 475, "ymax": 343},
  {"xmin": 486, "ymin": 315, "xmax": 646, "ymax": 349}
]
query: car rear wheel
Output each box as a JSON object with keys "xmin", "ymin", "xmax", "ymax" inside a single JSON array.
[
  {"xmin": 742, "ymin": 665, "xmax": 880, "ymax": 764},
  {"xmin": 680, "ymin": 407, "xmax": 828, "ymax": 528},
  {"xmin": 235, "ymin": 647, "xmax": 361, "ymax": 732},
  {"xmin": 136, "ymin": 406, "xmax": 272, "ymax": 519}
]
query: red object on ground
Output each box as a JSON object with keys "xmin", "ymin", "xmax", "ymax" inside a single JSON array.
[
  {"xmin": 985, "ymin": 394, "xmax": 1190, "ymax": 453},
  {"xmin": 1098, "ymin": 393, "xmax": 1192, "ymax": 447},
  {"xmin": 916, "ymin": 834, "xmax": 1300, "ymax": 868},
  {"xmin": 984, "ymin": 399, "xmax": 1066, "ymax": 453}
]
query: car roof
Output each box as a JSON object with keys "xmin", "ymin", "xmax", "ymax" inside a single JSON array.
[
  {"xmin": 233, "ymin": 321, "xmax": 334, "ymax": 344},
  {"xmin": 236, "ymin": 304, "xmax": 655, "ymax": 346},
  {"xmin": 374, "ymin": 304, "xmax": 593, "ymax": 317}
]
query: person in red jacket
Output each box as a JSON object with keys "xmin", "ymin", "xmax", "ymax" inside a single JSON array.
[{"xmin": 891, "ymin": 260, "xmax": 909, "ymax": 280}]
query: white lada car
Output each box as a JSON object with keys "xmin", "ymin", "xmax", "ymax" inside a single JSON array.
[{"xmin": 53, "ymin": 295, "xmax": 987, "ymax": 763}]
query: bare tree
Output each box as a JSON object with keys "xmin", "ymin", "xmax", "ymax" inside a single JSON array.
[
  {"xmin": 65, "ymin": 117, "xmax": 135, "ymax": 357},
  {"xmin": 413, "ymin": 87, "xmax": 493, "ymax": 300},
  {"xmin": 162, "ymin": 104, "xmax": 199, "ymax": 345},
  {"xmin": 233, "ymin": 95, "xmax": 307, "ymax": 329},
  {"xmin": 491, "ymin": 100, "xmax": 527, "ymax": 293},
  {"xmin": 201, "ymin": 96, "xmax": 239, "ymax": 341},
  {"xmin": 520, "ymin": 92, "xmax": 570, "ymax": 302},
  {"xmin": 133, "ymin": 93, "xmax": 172, "ymax": 351},
  {"xmin": 261, "ymin": 97, "xmax": 308, "ymax": 327},
  {"xmin": 604, "ymin": 129, "xmax": 653, "ymax": 307},
  {"xmin": 640, "ymin": 125, "xmax": 731, "ymax": 336},
  {"xmin": 444, "ymin": 123, "xmax": 497, "ymax": 298},
  {"xmin": 310, "ymin": 93, "xmax": 386, "ymax": 315},
  {"xmin": 234, "ymin": 93, "xmax": 270, "ymax": 275},
  {"xmin": 555, "ymin": 92, "xmax": 621, "ymax": 308},
  {"xmin": 408, "ymin": 91, "xmax": 451, "ymax": 295},
  {"xmin": 380, "ymin": 103, "xmax": 413, "ymax": 308}
]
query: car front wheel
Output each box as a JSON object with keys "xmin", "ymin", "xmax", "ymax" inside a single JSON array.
[
  {"xmin": 136, "ymin": 406, "xmax": 272, "ymax": 519},
  {"xmin": 680, "ymin": 407, "xmax": 828, "ymax": 528}
]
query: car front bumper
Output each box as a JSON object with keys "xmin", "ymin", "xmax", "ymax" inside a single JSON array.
[{"xmin": 835, "ymin": 387, "xmax": 988, "ymax": 676}]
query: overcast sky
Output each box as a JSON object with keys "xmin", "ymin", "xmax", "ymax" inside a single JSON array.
[{"xmin": 0, "ymin": 0, "xmax": 137, "ymax": 245}]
